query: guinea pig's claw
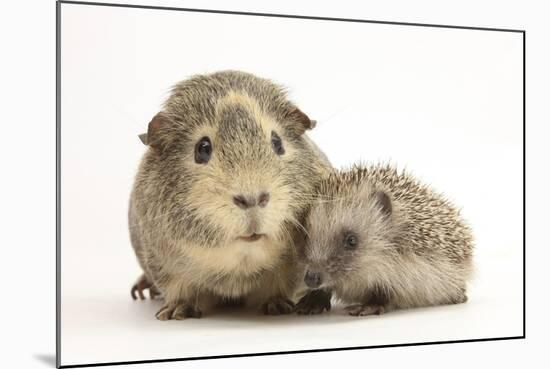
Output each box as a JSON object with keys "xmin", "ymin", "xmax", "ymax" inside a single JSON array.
[
  {"xmin": 131, "ymin": 274, "xmax": 160, "ymax": 300},
  {"xmin": 262, "ymin": 297, "xmax": 295, "ymax": 315},
  {"xmin": 156, "ymin": 302, "xmax": 202, "ymax": 320}
]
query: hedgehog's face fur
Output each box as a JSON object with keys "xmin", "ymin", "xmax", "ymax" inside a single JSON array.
[
  {"xmin": 140, "ymin": 71, "xmax": 325, "ymax": 249},
  {"xmin": 301, "ymin": 179, "xmax": 395, "ymax": 289}
]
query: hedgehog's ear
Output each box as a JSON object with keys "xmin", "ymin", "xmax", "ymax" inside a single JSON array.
[
  {"xmin": 374, "ymin": 190, "xmax": 392, "ymax": 217},
  {"xmin": 145, "ymin": 112, "xmax": 170, "ymax": 151},
  {"xmin": 285, "ymin": 106, "xmax": 316, "ymax": 135}
]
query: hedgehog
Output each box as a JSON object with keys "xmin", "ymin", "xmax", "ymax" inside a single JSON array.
[{"xmin": 295, "ymin": 164, "xmax": 474, "ymax": 316}]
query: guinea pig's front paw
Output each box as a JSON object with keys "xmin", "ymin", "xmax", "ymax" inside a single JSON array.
[
  {"xmin": 345, "ymin": 304, "xmax": 385, "ymax": 316},
  {"xmin": 295, "ymin": 290, "xmax": 332, "ymax": 315},
  {"xmin": 261, "ymin": 297, "xmax": 295, "ymax": 315},
  {"xmin": 156, "ymin": 302, "xmax": 202, "ymax": 320}
]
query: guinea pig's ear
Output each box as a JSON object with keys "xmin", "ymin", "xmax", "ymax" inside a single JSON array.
[
  {"xmin": 373, "ymin": 190, "xmax": 392, "ymax": 217},
  {"xmin": 285, "ymin": 106, "xmax": 316, "ymax": 135},
  {"xmin": 146, "ymin": 112, "xmax": 170, "ymax": 151}
]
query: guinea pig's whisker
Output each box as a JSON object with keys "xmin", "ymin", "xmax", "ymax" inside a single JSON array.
[
  {"xmin": 288, "ymin": 217, "xmax": 311, "ymax": 239},
  {"xmin": 128, "ymin": 207, "xmax": 183, "ymax": 230},
  {"xmin": 316, "ymin": 100, "xmax": 360, "ymax": 124}
]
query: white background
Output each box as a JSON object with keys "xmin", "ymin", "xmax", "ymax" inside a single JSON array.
[
  {"xmin": 57, "ymin": 2, "xmax": 523, "ymax": 366},
  {"xmin": 1, "ymin": 0, "xmax": 548, "ymax": 369}
]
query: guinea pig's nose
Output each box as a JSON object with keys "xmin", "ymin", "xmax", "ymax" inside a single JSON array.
[
  {"xmin": 257, "ymin": 192, "xmax": 270, "ymax": 208},
  {"xmin": 233, "ymin": 195, "xmax": 255, "ymax": 209},
  {"xmin": 304, "ymin": 270, "xmax": 323, "ymax": 289},
  {"xmin": 233, "ymin": 192, "xmax": 270, "ymax": 210}
]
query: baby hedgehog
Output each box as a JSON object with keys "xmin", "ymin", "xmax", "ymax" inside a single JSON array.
[{"xmin": 296, "ymin": 164, "xmax": 474, "ymax": 316}]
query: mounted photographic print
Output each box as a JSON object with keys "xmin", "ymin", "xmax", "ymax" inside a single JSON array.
[{"xmin": 57, "ymin": 1, "xmax": 525, "ymax": 367}]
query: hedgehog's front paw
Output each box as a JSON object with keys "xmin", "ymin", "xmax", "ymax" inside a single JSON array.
[
  {"xmin": 261, "ymin": 297, "xmax": 295, "ymax": 315},
  {"xmin": 156, "ymin": 302, "xmax": 202, "ymax": 320},
  {"xmin": 131, "ymin": 274, "xmax": 161, "ymax": 300},
  {"xmin": 346, "ymin": 304, "xmax": 385, "ymax": 316},
  {"xmin": 295, "ymin": 289, "xmax": 332, "ymax": 315}
]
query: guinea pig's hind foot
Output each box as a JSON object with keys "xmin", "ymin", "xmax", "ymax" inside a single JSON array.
[
  {"xmin": 346, "ymin": 304, "xmax": 385, "ymax": 316},
  {"xmin": 156, "ymin": 302, "xmax": 202, "ymax": 321},
  {"xmin": 295, "ymin": 290, "xmax": 332, "ymax": 315},
  {"xmin": 261, "ymin": 297, "xmax": 295, "ymax": 315},
  {"xmin": 451, "ymin": 291, "xmax": 468, "ymax": 304},
  {"xmin": 131, "ymin": 274, "xmax": 161, "ymax": 300}
]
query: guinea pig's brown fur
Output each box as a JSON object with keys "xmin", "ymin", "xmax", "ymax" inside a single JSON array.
[
  {"xmin": 129, "ymin": 71, "xmax": 331, "ymax": 320},
  {"xmin": 296, "ymin": 164, "xmax": 474, "ymax": 316}
]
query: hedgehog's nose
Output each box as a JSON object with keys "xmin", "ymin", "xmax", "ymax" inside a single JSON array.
[
  {"xmin": 304, "ymin": 270, "xmax": 323, "ymax": 289},
  {"xmin": 233, "ymin": 192, "xmax": 270, "ymax": 210}
]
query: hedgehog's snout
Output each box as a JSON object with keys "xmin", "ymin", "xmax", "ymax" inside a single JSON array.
[{"xmin": 304, "ymin": 270, "xmax": 324, "ymax": 289}]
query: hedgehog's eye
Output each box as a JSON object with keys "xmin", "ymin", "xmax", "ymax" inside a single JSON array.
[
  {"xmin": 271, "ymin": 131, "xmax": 285, "ymax": 155},
  {"xmin": 344, "ymin": 233, "xmax": 358, "ymax": 250},
  {"xmin": 195, "ymin": 136, "xmax": 212, "ymax": 164}
]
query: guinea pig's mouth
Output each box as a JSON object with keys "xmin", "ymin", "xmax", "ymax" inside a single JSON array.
[{"xmin": 237, "ymin": 233, "xmax": 266, "ymax": 242}]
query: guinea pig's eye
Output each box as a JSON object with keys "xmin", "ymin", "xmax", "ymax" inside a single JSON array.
[
  {"xmin": 194, "ymin": 136, "xmax": 212, "ymax": 164},
  {"xmin": 344, "ymin": 233, "xmax": 358, "ymax": 250},
  {"xmin": 271, "ymin": 131, "xmax": 285, "ymax": 155}
]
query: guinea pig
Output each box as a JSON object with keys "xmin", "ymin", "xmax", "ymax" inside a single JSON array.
[
  {"xmin": 128, "ymin": 70, "xmax": 332, "ymax": 320},
  {"xmin": 295, "ymin": 164, "xmax": 474, "ymax": 316}
]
